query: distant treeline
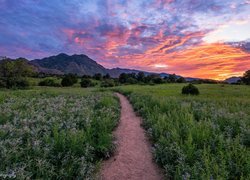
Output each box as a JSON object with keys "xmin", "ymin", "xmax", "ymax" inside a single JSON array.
[{"xmin": 0, "ymin": 58, "xmax": 250, "ymax": 89}]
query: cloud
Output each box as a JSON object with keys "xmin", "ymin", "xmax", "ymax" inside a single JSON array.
[{"xmin": 0, "ymin": 0, "xmax": 249, "ymax": 79}]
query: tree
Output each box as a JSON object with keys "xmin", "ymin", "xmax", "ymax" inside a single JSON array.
[
  {"xmin": 0, "ymin": 58, "xmax": 33, "ymax": 89},
  {"xmin": 0, "ymin": 59, "xmax": 33, "ymax": 77},
  {"xmin": 119, "ymin": 73, "xmax": 138, "ymax": 84},
  {"xmin": 0, "ymin": 79, "xmax": 6, "ymax": 88},
  {"xmin": 182, "ymin": 84, "xmax": 199, "ymax": 95},
  {"xmin": 39, "ymin": 79, "xmax": 61, "ymax": 87},
  {"xmin": 14, "ymin": 58, "xmax": 34, "ymax": 77},
  {"xmin": 82, "ymin": 75, "xmax": 91, "ymax": 79},
  {"xmin": 103, "ymin": 73, "xmax": 111, "ymax": 79},
  {"xmin": 119, "ymin": 73, "xmax": 128, "ymax": 83},
  {"xmin": 143, "ymin": 74, "xmax": 160, "ymax": 83},
  {"xmin": 127, "ymin": 77, "xmax": 137, "ymax": 84},
  {"xmin": 93, "ymin": 73, "xmax": 102, "ymax": 80},
  {"xmin": 137, "ymin": 72, "xmax": 145, "ymax": 82},
  {"xmin": 100, "ymin": 79, "xmax": 115, "ymax": 87},
  {"xmin": 61, "ymin": 74, "xmax": 78, "ymax": 87},
  {"xmin": 176, "ymin": 77, "xmax": 186, "ymax": 83},
  {"xmin": 152, "ymin": 77, "xmax": 163, "ymax": 84},
  {"xmin": 167, "ymin": 74, "xmax": 177, "ymax": 83},
  {"xmin": 242, "ymin": 70, "xmax": 250, "ymax": 85},
  {"xmin": 80, "ymin": 79, "xmax": 95, "ymax": 88}
]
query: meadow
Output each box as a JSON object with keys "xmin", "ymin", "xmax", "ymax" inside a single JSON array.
[
  {"xmin": 0, "ymin": 84, "xmax": 249, "ymax": 179},
  {"xmin": 0, "ymin": 87, "xmax": 120, "ymax": 179},
  {"xmin": 116, "ymin": 84, "xmax": 250, "ymax": 179}
]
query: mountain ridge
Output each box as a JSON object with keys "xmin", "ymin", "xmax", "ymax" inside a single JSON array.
[
  {"xmin": 29, "ymin": 53, "xmax": 175, "ymax": 78},
  {"xmin": 2, "ymin": 53, "xmax": 234, "ymax": 82}
]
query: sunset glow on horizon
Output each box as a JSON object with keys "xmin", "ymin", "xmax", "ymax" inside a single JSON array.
[{"xmin": 0, "ymin": 0, "xmax": 249, "ymax": 79}]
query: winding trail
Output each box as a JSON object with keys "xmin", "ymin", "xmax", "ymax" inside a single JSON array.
[{"xmin": 100, "ymin": 93, "xmax": 164, "ymax": 180}]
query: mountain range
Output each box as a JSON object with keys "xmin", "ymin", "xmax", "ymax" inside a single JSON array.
[
  {"xmin": 1, "ymin": 53, "xmax": 240, "ymax": 83},
  {"xmin": 30, "ymin": 53, "xmax": 175, "ymax": 78},
  {"xmin": 224, "ymin": 77, "xmax": 241, "ymax": 84},
  {"xmin": 31, "ymin": 53, "xmax": 107, "ymax": 76}
]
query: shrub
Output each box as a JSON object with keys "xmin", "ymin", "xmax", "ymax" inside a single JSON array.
[
  {"xmin": 152, "ymin": 77, "xmax": 163, "ymax": 84},
  {"xmin": 93, "ymin": 73, "xmax": 102, "ymax": 80},
  {"xmin": 176, "ymin": 77, "xmax": 186, "ymax": 83},
  {"xmin": 126, "ymin": 77, "xmax": 137, "ymax": 84},
  {"xmin": 100, "ymin": 79, "xmax": 115, "ymax": 88},
  {"xmin": 103, "ymin": 73, "xmax": 111, "ymax": 79},
  {"xmin": 39, "ymin": 79, "xmax": 61, "ymax": 87},
  {"xmin": 15, "ymin": 78, "xmax": 30, "ymax": 88},
  {"xmin": 61, "ymin": 74, "xmax": 78, "ymax": 87},
  {"xmin": 182, "ymin": 83, "xmax": 199, "ymax": 95},
  {"xmin": 5, "ymin": 77, "xmax": 30, "ymax": 89},
  {"xmin": 80, "ymin": 79, "xmax": 96, "ymax": 88},
  {"xmin": 0, "ymin": 78, "xmax": 6, "ymax": 88}
]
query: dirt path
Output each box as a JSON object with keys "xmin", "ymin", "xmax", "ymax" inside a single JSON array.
[{"xmin": 100, "ymin": 93, "xmax": 164, "ymax": 180}]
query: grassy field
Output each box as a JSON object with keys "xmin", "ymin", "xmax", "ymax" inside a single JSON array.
[
  {"xmin": 115, "ymin": 84, "xmax": 250, "ymax": 179},
  {"xmin": 0, "ymin": 87, "xmax": 120, "ymax": 179},
  {"xmin": 1, "ymin": 84, "xmax": 249, "ymax": 179}
]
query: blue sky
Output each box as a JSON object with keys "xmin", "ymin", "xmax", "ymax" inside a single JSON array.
[{"xmin": 0, "ymin": 0, "xmax": 249, "ymax": 79}]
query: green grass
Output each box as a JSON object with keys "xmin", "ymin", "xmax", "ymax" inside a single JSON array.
[
  {"xmin": 0, "ymin": 88, "xmax": 119, "ymax": 179},
  {"xmin": 1, "ymin": 84, "xmax": 249, "ymax": 179},
  {"xmin": 115, "ymin": 84, "xmax": 250, "ymax": 179}
]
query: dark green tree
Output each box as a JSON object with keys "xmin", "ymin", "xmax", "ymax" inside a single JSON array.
[
  {"xmin": 119, "ymin": 73, "xmax": 128, "ymax": 83},
  {"xmin": 127, "ymin": 77, "xmax": 138, "ymax": 84},
  {"xmin": 82, "ymin": 75, "xmax": 91, "ymax": 79},
  {"xmin": 137, "ymin": 72, "xmax": 145, "ymax": 82},
  {"xmin": 0, "ymin": 58, "xmax": 33, "ymax": 89},
  {"xmin": 61, "ymin": 74, "xmax": 78, "ymax": 87},
  {"xmin": 39, "ymin": 79, "xmax": 61, "ymax": 87},
  {"xmin": 182, "ymin": 84, "xmax": 199, "ymax": 95},
  {"xmin": 80, "ymin": 79, "xmax": 95, "ymax": 88},
  {"xmin": 242, "ymin": 70, "xmax": 250, "ymax": 85},
  {"xmin": 152, "ymin": 77, "xmax": 163, "ymax": 84},
  {"xmin": 100, "ymin": 79, "xmax": 115, "ymax": 87},
  {"xmin": 167, "ymin": 74, "xmax": 177, "ymax": 83},
  {"xmin": 176, "ymin": 77, "xmax": 186, "ymax": 83},
  {"xmin": 103, "ymin": 73, "xmax": 111, "ymax": 79},
  {"xmin": 93, "ymin": 73, "xmax": 102, "ymax": 80}
]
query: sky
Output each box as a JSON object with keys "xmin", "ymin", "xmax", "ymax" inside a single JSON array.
[{"xmin": 0, "ymin": 0, "xmax": 250, "ymax": 80}]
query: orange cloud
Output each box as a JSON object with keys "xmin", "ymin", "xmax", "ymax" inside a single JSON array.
[
  {"xmin": 102, "ymin": 43, "xmax": 250, "ymax": 80},
  {"xmin": 63, "ymin": 28, "xmax": 249, "ymax": 80},
  {"xmin": 166, "ymin": 43, "xmax": 250, "ymax": 79}
]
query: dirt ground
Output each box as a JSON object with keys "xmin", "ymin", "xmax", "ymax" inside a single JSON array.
[{"xmin": 100, "ymin": 93, "xmax": 164, "ymax": 180}]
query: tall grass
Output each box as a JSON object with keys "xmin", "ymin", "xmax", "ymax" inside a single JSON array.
[
  {"xmin": 116, "ymin": 84, "xmax": 250, "ymax": 179},
  {"xmin": 0, "ymin": 90, "xmax": 119, "ymax": 179}
]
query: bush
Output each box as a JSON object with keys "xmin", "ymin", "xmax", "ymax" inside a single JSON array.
[
  {"xmin": 80, "ymin": 79, "xmax": 96, "ymax": 88},
  {"xmin": 152, "ymin": 77, "xmax": 163, "ymax": 84},
  {"xmin": 15, "ymin": 78, "xmax": 30, "ymax": 88},
  {"xmin": 100, "ymin": 80, "xmax": 115, "ymax": 88},
  {"xmin": 61, "ymin": 74, "xmax": 78, "ymax": 87},
  {"xmin": 3, "ymin": 77, "xmax": 30, "ymax": 89},
  {"xmin": 126, "ymin": 77, "xmax": 137, "ymax": 84},
  {"xmin": 176, "ymin": 77, "xmax": 186, "ymax": 83},
  {"xmin": 39, "ymin": 79, "xmax": 61, "ymax": 87},
  {"xmin": 93, "ymin": 73, "xmax": 102, "ymax": 80},
  {"xmin": 182, "ymin": 83, "xmax": 199, "ymax": 95},
  {"xmin": 0, "ymin": 78, "xmax": 6, "ymax": 88}
]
